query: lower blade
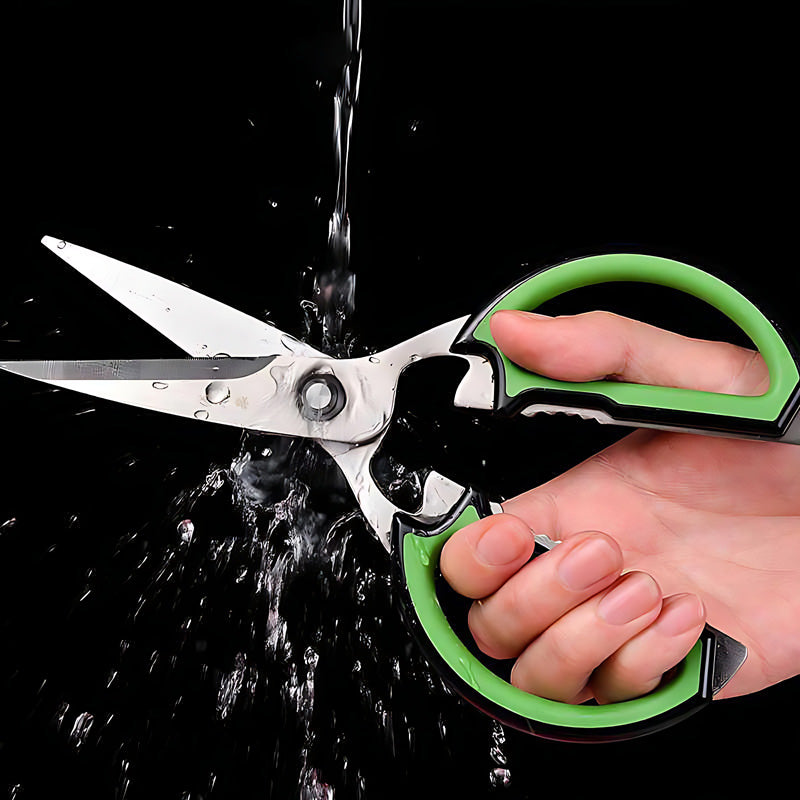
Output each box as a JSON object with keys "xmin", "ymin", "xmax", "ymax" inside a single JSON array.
[
  {"xmin": 0, "ymin": 357, "xmax": 286, "ymax": 431},
  {"xmin": 0, "ymin": 357, "xmax": 274, "ymax": 382}
]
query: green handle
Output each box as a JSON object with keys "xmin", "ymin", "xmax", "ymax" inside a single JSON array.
[
  {"xmin": 461, "ymin": 254, "xmax": 799, "ymax": 434},
  {"xmin": 395, "ymin": 499, "xmax": 718, "ymax": 742},
  {"xmin": 396, "ymin": 255, "xmax": 788, "ymax": 739}
]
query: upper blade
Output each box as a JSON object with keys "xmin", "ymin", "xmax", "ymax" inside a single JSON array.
[{"xmin": 41, "ymin": 236, "xmax": 324, "ymax": 358}]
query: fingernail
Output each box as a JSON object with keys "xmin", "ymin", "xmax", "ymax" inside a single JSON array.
[
  {"xmin": 475, "ymin": 519, "xmax": 532, "ymax": 566},
  {"xmin": 655, "ymin": 594, "xmax": 705, "ymax": 636},
  {"xmin": 598, "ymin": 572, "xmax": 660, "ymax": 625},
  {"xmin": 556, "ymin": 536, "xmax": 620, "ymax": 591}
]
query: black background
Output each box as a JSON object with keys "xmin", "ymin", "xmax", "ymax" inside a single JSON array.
[{"xmin": 3, "ymin": 1, "xmax": 799, "ymax": 798}]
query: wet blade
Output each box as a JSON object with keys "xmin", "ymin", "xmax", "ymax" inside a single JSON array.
[
  {"xmin": 0, "ymin": 356, "xmax": 298, "ymax": 433},
  {"xmin": 0, "ymin": 354, "xmax": 389, "ymax": 444},
  {"xmin": 41, "ymin": 236, "xmax": 324, "ymax": 358},
  {"xmin": 1, "ymin": 357, "xmax": 275, "ymax": 382}
]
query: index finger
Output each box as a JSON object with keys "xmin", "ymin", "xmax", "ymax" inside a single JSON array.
[{"xmin": 440, "ymin": 513, "xmax": 535, "ymax": 599}]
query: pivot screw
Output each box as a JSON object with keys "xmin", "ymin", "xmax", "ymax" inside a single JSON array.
[{"xmin": 299, "ymin": 374, "xmax": 346, "ymax": 421}]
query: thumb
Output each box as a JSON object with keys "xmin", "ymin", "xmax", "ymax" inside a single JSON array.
[{"xmin": 489, "ymin": 309, "xmax": 769, "ymax": 395}]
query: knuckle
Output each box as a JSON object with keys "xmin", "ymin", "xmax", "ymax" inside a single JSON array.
[
  {"xmin": 584, "ymin": 309, "xmax": 619, "ymax": 326},
  {"xmin": 467, "ymin": 602, "xmax": 516, "ymax": 660},
  {"xmin": 542, "ymin": 625, "xmax": 595, "ymax": 681},
  {"xmin": 602, "ymin": 651, "xmax": 661, "ymax": 691},
  {"xmin": 726, "ymin": 347, "xmax": 769, "ymax": 395}
]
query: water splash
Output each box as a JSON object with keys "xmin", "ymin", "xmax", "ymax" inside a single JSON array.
[
  {"xmin": 489, "ymin": 720, "xmax": 512, "ymax": 790},
  {"xmin": 68, "ymin": 711, "xmax": 95, "ymax": 751}
]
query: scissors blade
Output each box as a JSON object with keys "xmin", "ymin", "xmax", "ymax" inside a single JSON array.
[
  {"xmin": 0, "ymin": 353, "xmax": 390, "ymax": 444},
  {"xmin": 41, "ymin": 236, "xmax": 324, "ymax": 359},
  {"xmin": 0, "ymin": 357, "xmax": 275, "ymax": 382},
  {"xmin": 0, "ymin": 356, "xmax": 302, "ymax": 434}
]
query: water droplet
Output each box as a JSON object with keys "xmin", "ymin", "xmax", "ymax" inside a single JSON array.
[
  {"xmin": 152, "ymin": 381, "xmax": 168, "ymax": 390},
  {"xmin": 57, "ymin": 240, "xmax": 66, "ymax": 249},
  {"xmin": 269, "ymin": 199, "xmax": 278, "ymax": 208},
  {"xmin": 178, "ymin": 519, "xmax": 194, "ymax": 544},
  {"xmin": 55, "ymin": 701, "xmax": 70, "ymax": 731},
  {"xmin": 205, "ymin": 381, "xmax": 230, "ymax": 404},
  {"xmin": 458, "ymin": 655, "xmax": 478, "ymax": 686},
  {"xmin": 489, "ymin": 768, "xmax": 511, "ymax": 789},
  {"xmin": 490, "ymin": 721, "xmax": 507, "ymax": 765},
  {"xmin": 69, "ymin": 711, "xmax": 94, "ymax": 751},
  {"xmin": 301, "ymin": 300, "xmax": 319, "ymax": 324},
  {"xmin": 193, "ymin": 409, "xmax": 210, "ymax": 420}
]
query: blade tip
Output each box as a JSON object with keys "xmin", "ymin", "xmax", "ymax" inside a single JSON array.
[{"xmin": 41, "ymin": 235, "xmax": 66, "ymax": 252}]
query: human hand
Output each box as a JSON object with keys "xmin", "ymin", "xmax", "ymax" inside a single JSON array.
[{"xmin": 441, "ymin": 309, "xmax": 800, "ymax": 704}]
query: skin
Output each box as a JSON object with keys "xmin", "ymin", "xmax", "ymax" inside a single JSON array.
[{"xmin": 440, "ymin": 309, "xmax": 800, "ymax": 704}]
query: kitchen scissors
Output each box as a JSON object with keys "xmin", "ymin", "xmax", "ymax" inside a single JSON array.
[{"xmin": 3, "ymin": 236, "xmax": 799, "ymax": 742}]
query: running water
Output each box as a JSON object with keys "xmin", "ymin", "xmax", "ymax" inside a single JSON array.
[{"xmin": 302, "ymin": 0, "xmax": 360, "ymax": 358}]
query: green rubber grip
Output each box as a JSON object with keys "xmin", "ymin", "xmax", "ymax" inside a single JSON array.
[
  {"xmin": 466, "ymin": 254, "xmax": 799, "ymax": 430},
  {"xmin": 397, "ymin": 502, "xmax": 715, "ymax": 741}
]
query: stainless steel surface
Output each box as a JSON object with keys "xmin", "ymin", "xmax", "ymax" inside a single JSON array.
[
  {"xmin": 709, "ymin": 625, "xmax": 748, "ymax": 695},
  {"xmin": 521, "ymin": 402, "xmax": 800, "ymax": 445},
  {"xmin": 315, "ymin": 317, "xmax": 484, "ymax": 548},
  {"xmin": 42, "ymin": 237, "xmax": 325, "ymax": 359},
  {"xmin": 0, "ymin": 357, "xmax": 274, "ymax": 382}
]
